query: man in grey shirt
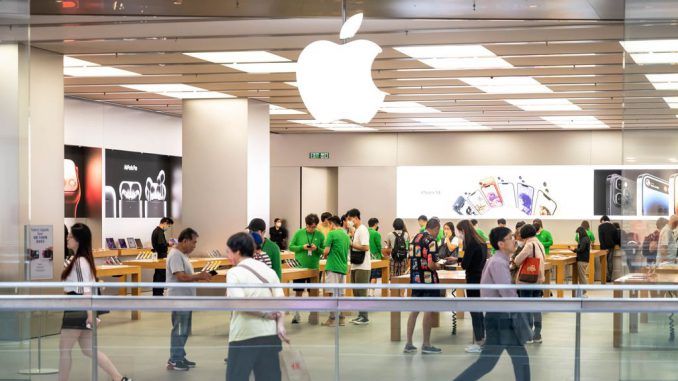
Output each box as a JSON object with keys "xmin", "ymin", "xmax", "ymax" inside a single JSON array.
[{"xmin": 166, "ymin": 228, "xmax": 211, "ymax": 371}]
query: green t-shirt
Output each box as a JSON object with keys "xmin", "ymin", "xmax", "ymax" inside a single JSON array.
[
  {"xmin": 475, "ymin": 228, "xmax": 489, "ymax": 242},
  {"xmin": 575, "ymin": 229, "xmax": 596, "ymax": 244},
  {"xmin": 420, "ymin": 225, "xmax": 444, "ymax": 242},
  {"xmin": 262, "ymin": 238, "xmax": 282, "ymax": 280},
  {"xmin": 537, "ymin": 229, "xmax": 554, "ymax": 254},
  {"xmin": 289, "ymin": 228, "xmax": 325, "ymax": 269},
  {"xmin": 368, "ymin": 228, "xmax": 383, "ymax": 259},
  {"xmin": 324, "ymin": 229, "xmax": 350, "ymax": 274}
]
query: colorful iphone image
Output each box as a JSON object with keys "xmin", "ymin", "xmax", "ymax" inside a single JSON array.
[
  {"xmin": 480, "ymin": 177, "xmax": 503, "ymax": 208},
  {"xmin": 468, "ymin": 189, "xmax": 490, "ymax": 215},
  {"xmin": 498, "ymin": 181, "xmax": 516, "ymax": 209},
  {"xmin": 535, "ymin": 190, "xmax": 558, "ymax": 216},
  {"xmin": 453, "ymin": 195, "xmax": 478, "ymax": 216},
  {"xmin": 637, "ymin": 173, "xmax": 669, "ymax": 216},
  {"xmin": 517, "ymin": 183, "xmax": 535, "ymax": 215}
]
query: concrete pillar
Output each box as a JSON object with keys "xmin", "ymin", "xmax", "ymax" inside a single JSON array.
[{"xmin": 182, "ymin": 99, "xmax": 270, "ymax": 252}]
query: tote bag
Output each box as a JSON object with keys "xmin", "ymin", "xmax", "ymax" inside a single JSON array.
[
  {"xmin": 518, "ymin": 243, "xmax": 542, "ymax": 283},
  {"xmin": 279, "ymin": 346, "xmax": 311, "ymax": 381}
]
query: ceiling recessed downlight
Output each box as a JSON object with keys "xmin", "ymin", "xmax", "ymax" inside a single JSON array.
[
  {"xmin": 121, "ymin": 84, "xmax": 234, "ymax": 99},
  {"xmin": 460, "ymin": 77, "xmax": 552, "ymax": 94},
  {"xmin": 506, "ymin": 98, "xmax": 581, "ymax": 111},
  {"xmin": 541, "ymin": 116, "xmax": 608, "ymax": 129}
]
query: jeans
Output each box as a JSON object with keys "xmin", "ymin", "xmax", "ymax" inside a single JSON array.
[
  {"xmin": 351, "ymin": 269, "xmax": 370, "ymax": 319},
  {"xmin": 517, "ymin": 289, "xmax": 543, "ymax": 337},
  {"xmin": 467, "ymin": 276, "xmax": 485, "ymax": 342},
  {"xmin": 226, "ymin": 335, "xmax": 282, "ymax": 381},
  {"xmin": 152, "ymin": 269, "xmax": 166, "ymax": 296},
  {"xmin": 453, "ymin": 313, "xmax": 531, "ymax": 381},
  {"xmin": 170, "ymin": 311, "xmax": 192, "ymax": 362}
]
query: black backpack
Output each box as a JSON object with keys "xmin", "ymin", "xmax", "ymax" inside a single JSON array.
[
  {"xmin": 392, "ymin": 231, "xmax": 408, "ymax": 261},
  {"xmin": 641, "ymin": 232, "xmax": 658, "ymax": 258}
]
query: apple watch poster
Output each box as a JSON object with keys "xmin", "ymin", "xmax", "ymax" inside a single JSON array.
[
  {"xmin": 64, "ymin": 145, "xmax": 103, "ymax": 219},
  {"xmin": 104, "ymin": 149, "xmax": 182, "ymax": 219}
]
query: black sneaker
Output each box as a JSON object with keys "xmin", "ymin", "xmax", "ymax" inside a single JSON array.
[
  {"xmin": 167, "ymin": 360, "xmax": 189, "ymax": 371},
  {"xmin": 121, "ymin": 377, "xmax": 133, "ymax": 381},
  {"xmin": 351, "ymin": 316, "xmax": 369, "ymax": 325},
  {"xmin": 182, "ymin": 358, "xmax": 196, "ymax": 368}
]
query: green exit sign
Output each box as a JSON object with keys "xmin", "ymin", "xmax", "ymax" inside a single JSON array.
[{"xmin": 309, "ymin": 152, "xmax": 330, "ymax": 159}]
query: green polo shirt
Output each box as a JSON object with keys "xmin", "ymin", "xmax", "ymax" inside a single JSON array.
[
  {"xmin": 537, "ymin": 229, "xmax": 554, "ymax": 254},
  {"xmin": 262, "ymin": 238, "xmax": 282, "ymax": 280},
  {"xmin": 368, "ymin": 228, "xmax": 383, "ymax": 260},
  {"xmin": 289, "ymin": 228, "xmax": 325, "ymax": 269},
  {"xmin": 324, "ymin": 229, "xmax": 350, "ymax": 274}
]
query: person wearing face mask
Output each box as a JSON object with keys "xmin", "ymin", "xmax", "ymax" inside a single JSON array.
[
  {"xmin": 510, "ymin": 221, "xmax": 527, "ymax": 280},
  {"xmin": 513, "ymin": 224, "xmax": 546, "ymax": 344},
  {"xmin": 269, "ymin": 218, "xmax": 288, "ymax": 250},
  {"xmin": 288, "ymin": 214, "xmax": 325, "ymax": 324},
  {"xmin": 368, "ymin": 218, "xmax": 383, "ymax": 293},
  {"xmin": 457, "ymin": 219, "xmax": 488, "ymax": 353},
  {"xmin": 151, "ymin": 217, "xmax": 174, "ymax": 296}
]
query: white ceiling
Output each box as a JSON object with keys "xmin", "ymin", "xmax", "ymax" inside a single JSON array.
[{"xmin": 24, "ymin": 3, "xmax": 678, "ymax": 133}]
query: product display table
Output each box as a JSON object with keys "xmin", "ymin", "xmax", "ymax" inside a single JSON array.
[
  {"xmin": 123, "ymin": 257, "xmax": 233, "ymax": 270},
  {"xmin": 94, "ymin": 248, "xmax": 149, "ymax": 258},
  {"xmin": 389, "ymin": 270, "xmax": 467, "ymax": 342},
  {"xmin": 317, "ymin": 259, "xmax": 391, "ymax": 297},
  {"xmin": 95, "ymin": 264, "xmax": 142, "ymax": 320},
  {"xmin": 547, "ymin": 249, "xmax": 608, "ymax": 297},
  {"xmin": 613, "ymin": 272, "xmax": 678, "ymax": 347},
  {"xmin": 280, "ymin": 251, "xmax": 295, "ymax": 260}
]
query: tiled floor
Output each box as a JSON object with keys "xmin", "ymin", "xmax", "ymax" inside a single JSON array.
[{"xmin": 3, "ymin": 292, "xmax": 678, "ymax": 380}]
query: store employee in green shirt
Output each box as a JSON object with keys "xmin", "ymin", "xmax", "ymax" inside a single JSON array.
[
  {"xmin": 288, "ymin": 213, "xmax": 325, "ymax": 324},
  {"xmin": 321, "ymin": 215, "xmax": 351, "ymax": 326},
  {"xmin": 419, "ymin": 215, "xmax": 444, "ymax": 242},
  {"xmin": 368, "ymin": 218, "xmax": 383, "ymax": 290},
  {"xmin": 246, "ymin": 218, "xmax": 282, "ymax": 280},
  {"xmin": 533, "ymin": 218, "xmax": 554, "ymax": 254}
]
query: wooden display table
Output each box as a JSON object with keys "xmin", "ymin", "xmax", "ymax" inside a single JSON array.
[
  {"xmin": 389, "ymin": 270, "xmax": 466, "ymax": 341},
  {"xmin": 281, "ymin": 251, "xmax": 295, "ymax": 260},
  {"xmin": 613, "ymin": 272, "xmax": 678, "ymax": 347},
  {"xmin": 548, "ymin": 249, "xmax": 608, "ymax": 295},
  {"xmin": 93, "ymin": 249, "xmax": 119, "ymax": 258},
  {"xmin": 119, "ymin": 248, "xmax": 148, "ymax": 256},
  {"xmin": 123, "ymin": 257, "xmax": 233, "ymax": 270},
  {"xmin": 208, "ymin": 267, "xmax": 320, "ymax": 324},
  {"xmin": 95, "ymin": 265, "xmax": 142, "ymax": 320},
  {"xmin": 317, "ymin": 259, "xmax": 391, "ymax": 297}
]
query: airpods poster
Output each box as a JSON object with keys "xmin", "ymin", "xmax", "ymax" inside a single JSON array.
[
  {"xmin": 104, "ymin": 149, "xmax": 182, "ymax": 219},
  {"xmin": 396, "ymin": 166, "xmax": 593, "ymax": 219}
]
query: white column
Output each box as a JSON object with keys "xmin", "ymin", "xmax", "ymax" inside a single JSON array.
[{"xmin": 182, "ymin": 99, "xmax": 270, "ymax": 252}]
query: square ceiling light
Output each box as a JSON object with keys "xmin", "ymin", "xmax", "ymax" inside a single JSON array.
[
  {"xmin": 620, "ymin": 39, "xmax": 678, "ymax": 64},
  {"xmin": 64, "ymin": 56, "xmax": 140, "ymax": 77},
  {"xmin": 269, "ymin": 105, "xmax": 305, "ymax": 115},
  {"xmin": 506, "ymin": 98, "xmax": 581, "ymax": 111},
  {"xmin": 542, "ymin": 116, "xmax": 609, "ymax": 129},
  {"xmin": 460, "ymin": 77, "xmax": 552, "ymax": 94},
  {"xmin": 183, "ymin": 51, "xmax": 296, "ymax": 73},
  {"xmin": 379, "ymin": 101, "xmax": 441, "ymax": 113},
  {"xmin": 394, "ymin": 44, "xmax": 513, "ymax": 70},
  {"xmin": 289, "ymin": 119, "xmax": 376, "ymax": 132},
  {"xmin": 412, "ymin": 117, "xmax": 490, "ymax": 130},
  {"xmin": 663, "ymin": 97, "xmax": 678, "ymax": 108},
  {"xmin": 645, "ymin": 73, "xmax": 678, "ymax": 90},
  {"xmin": 121, "ymin": 84, "xmax": 234, "ymax": 99}
]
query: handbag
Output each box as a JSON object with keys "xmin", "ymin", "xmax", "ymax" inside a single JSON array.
[
  {"xmin": 350, "ymin": 249, "xmax": 366, "ymax": 265},
  {"xmin": 518, "ymin": 243, "xmax": 542, "ymax": 283},
  {"xmin": 279, "ymin": 346, "xmax": 311, "ymax": 381},
  {"xmin": 510, "ymin": 312, "xmax": 532, "ymax": 345}
]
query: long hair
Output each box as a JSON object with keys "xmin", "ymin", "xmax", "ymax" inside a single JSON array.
[
  {"xmin": 444, "ymin": 222, "xmax": 456, "ymax": 238},
  {"xmin": 576, "ymin": 226, "xmax": 588, "ymax": 241},
  {"xmin": 456, "ymin": 219, "xmax": 485, "ymax": 247},
  {"xmin": 61, "ymin": 223, "xmax": 98, "ymax": 281}
]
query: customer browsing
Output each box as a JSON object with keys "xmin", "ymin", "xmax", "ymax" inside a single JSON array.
[{"xmin": 347, "ymin": 208, "xmax": 372, "ymax": 325}]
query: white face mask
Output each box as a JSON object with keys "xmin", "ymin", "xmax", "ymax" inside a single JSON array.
[
  {"xmin": 516, "ymin": 241, "xmax": 525, "ymax": 249},
  {"xmin": 347, "ymin": 220, "xmax": 355, "ymax": 229}
]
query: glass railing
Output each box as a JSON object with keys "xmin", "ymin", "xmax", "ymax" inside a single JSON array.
[{"xmin": 2, "ymin": 281, "xmax": 678, "ymax": 381}]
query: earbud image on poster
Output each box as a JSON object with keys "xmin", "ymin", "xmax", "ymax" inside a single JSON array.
[
  {"xmin": 64, "ymin": 145, "xmax": 102, "ymax": 218},
  {"xmin": 105, "ymin": 149, "xmax": 182, "ymax": 218},
  {"xmin": 397, "ymin": 166, "xmax": 593, "ymax": 219}
]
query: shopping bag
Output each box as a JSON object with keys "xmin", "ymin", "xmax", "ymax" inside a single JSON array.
[
  {"xmin": 518, "ymin": 243, "xmax": 542, "ymax": 283},
  {"xmin": 279, "ymin": 346, "xmax": 311, "ymax": 381}
]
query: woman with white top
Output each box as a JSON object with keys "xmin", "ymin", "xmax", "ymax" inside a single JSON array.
[
  {"xmin": 384, "ymin": 218, "xmax": 410, "ymax": 277},
  {"xmin": 59, "ymin": 223, "xmax": 131, "ymax": 381},
  {"xmin": 225, "ymin": 232, "xmax": 289, "ymax": 381}
]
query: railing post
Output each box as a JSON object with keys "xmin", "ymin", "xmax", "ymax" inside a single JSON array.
[
  {"xmin": 91, "ymin": 292, "xmax": 98, "ymax": 381},
  {"xmin": 574, "ymin": 287, "xmax": 582, "ymax": 381}
]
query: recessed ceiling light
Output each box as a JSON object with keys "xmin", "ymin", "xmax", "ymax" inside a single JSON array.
[
  {"xmin": 224, "ymin": 62, "xmax": 297, "ymax": 73},
  {"xmin": 541, "ymin": 116, "xmax": 609, "ymax": 129},
  {"xmin": 460, "ymin": 77, "xmax": 552, "ymax": 94},
  {"xmin": 620, "ymin": 39, "xmax": 678, "ymax": 53},
  {"xmin": 506, "ymin": 98, "xmax": 581, "ymax": 111},
  {"xmin": 412, "ymin": 117, "xmax": 490, "ymax": 130},
  {"xmin": 183, "ymin": 51, "xmax": 289, "ymax": 63},
  {"xmin": 394, "ymin": 44, "xmax": 513, "ymax": 70},
  {"xmin": 663, "ymin": 97, "xmax": 678, "ymax": 108},
  {"xmin": 121, "ymin": 84, "xmax": 234, "ymax": 99},
  {"xmin": 289, "ymin": 119, "xmax": 376, "ymax": 132},
  {"xmin": 63, "ymin": 56, "xmax": 140, "ymax": 77},
  {"xmin": 270, "ymin": 105, "xmax": 305, "ymax": 115},
  {"xmin": 379, "ymin": 101, "xmax": 441, "ymax": 113}
]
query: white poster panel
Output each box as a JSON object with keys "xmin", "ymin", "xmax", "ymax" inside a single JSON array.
[{"xmin": 25, "ymin": 225, "xmax": 54, "ymax": 280}]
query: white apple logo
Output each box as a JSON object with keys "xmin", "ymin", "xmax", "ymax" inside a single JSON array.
[{"xmin": 296, "ymin": 13, "xmax": 386, "ymax": 124}]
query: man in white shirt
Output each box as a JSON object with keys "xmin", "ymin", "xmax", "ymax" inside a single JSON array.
[
  {"xmin": 225, "ymin": 232, "xmax": 289, "ymax": 381},
  {"xmin": 659, "ymin": 215, "xmax": 678, "ymax": 263},
  {"xmin": 346, "ymin": 208, "xmax": 371, "ymax": 325}
]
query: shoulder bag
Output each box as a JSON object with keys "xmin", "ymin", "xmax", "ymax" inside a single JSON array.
[{"xmin": 517, "ymin": 243, "xmax": 542, "ymax": 283}]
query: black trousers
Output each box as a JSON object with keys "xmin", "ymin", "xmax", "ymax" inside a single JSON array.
[
  {"xmin": 467, "ymin": 275, "xmax": 485, "ymax": 342},
  {"xmin": 226, "ymin": 335, "xmax": 282, "ymax": 381},
  {"xmin": 606, "ymin": 248, "xmax": 614, "ymax": 281},
  {"xmin": 152, "ymin": 269, "xmax": 166, "ymax": 296},
  {"xmin": 453, "ymin": 313, "xmax": 531, "ymax": 381}
]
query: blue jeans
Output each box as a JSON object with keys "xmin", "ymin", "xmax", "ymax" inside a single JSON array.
[
  {"xmin": 170, "ymin": 311, "xmax": 192, "ymax": 362},
  {"xmin": 517, "ymin": 289, "xmax": 542, "ymax": 337}
]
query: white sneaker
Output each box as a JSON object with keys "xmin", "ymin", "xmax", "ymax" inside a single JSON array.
[{"xmin": 465, "ymin": 344, "xmax": 482, "ymax": 353}]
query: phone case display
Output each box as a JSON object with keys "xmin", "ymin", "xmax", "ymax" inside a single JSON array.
[
  {"xmin": 105, "ymin": 238, "xmax": 117, "ymax": 250},
  {"xmin": 134, "ymin": 238, "xmax": 144, "ymax": 249},
  {"xmin": 104, "ymin": 257, "xmax": 123, "ymax": 265},
  {"xmin": 207, "ymin": 249, "xmax": 223, "ymax": 258},
  {"xmin": 201, "ymin": 261, "xmax": 221, "ymax": 273},
  {"xmin": 105, "ymin": 149, "xmax": 181, "ymax": 219},
  {"xmin": 135, "ymin": 251, "xmax": 156, "ymax": 260},
  {"xmin": 64, "ymin": 146, "xmax": 102, "ymax": 219},
  {"xmin": 284, "ymin": 259, "xmax": 303, "ymax": 268},
  {"xmin": 126, "ymin": 237, "xmax": 137, "ymax": 249}
]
